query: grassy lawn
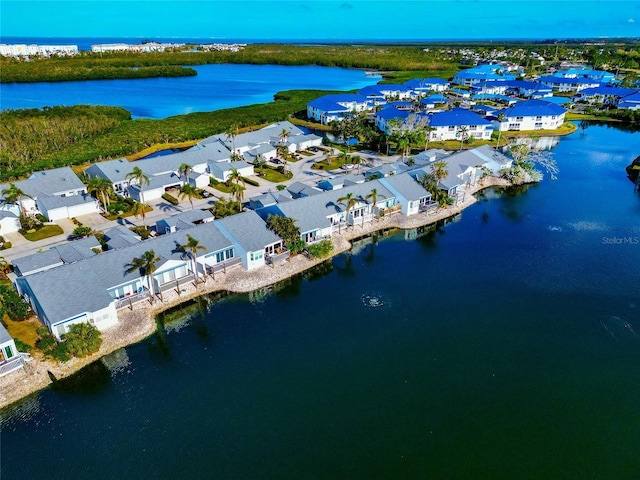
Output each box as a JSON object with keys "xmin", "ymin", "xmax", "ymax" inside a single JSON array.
[
  {"xmin": 503, "ymin": 122, "xmax": 578, "ymax": 138},
  {"xmin": 255, "ymin": 167, "xmax": 293, "ymax": 183},
  {"xmin": 22, "ymin": 224, "xmax": 64, "ymax": 241},
  {"xmin": 311, "ymin": 156, "xmax": 349, "ymax": 171},
  {"xmin": 566, "ymin": 112, "xmax": 619, "ymax": 122},
  {"xmin": 3, "ymin": 315, "xmax": 41, "ymax": 348},
  {"xmin": 211, "ymin": 182, "xmax": 246, "ymax": 194},
  {"xmin": 103, "ymin": 204, "xmax": 153, "ymax": 221}
]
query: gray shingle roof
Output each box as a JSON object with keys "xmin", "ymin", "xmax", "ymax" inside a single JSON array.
[
  {"xmin": 0, "ymin": 167, "xmax": 86, "ymax": 200},
  {"xmin": 12, "ymin": 250, "xmax": 64, "ymax": 276},
  {"xmin": 380, "ymin": 173, "xmax": 431, "ymax": 201},
  {"xmin": 215, "ymin": 210, "xmax": 281, "ymax": 252},
  {"xmin": 37, "ymin": 193, "xmax": 96, "ymax": 210},
  {"xmin": 19, "ymin": 221, "xmax": 235, "ymax": 324},
  {"xmin": 263, "ymin": 180, "xmax": 394, "ymax": 234},
  {"xmin": 0, "ymin": 322, "xmax": 13, "ymax": 345}
]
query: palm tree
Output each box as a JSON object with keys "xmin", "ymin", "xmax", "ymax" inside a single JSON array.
[
  {"xmin": 226, "ymin": 124, "xmax": 238, "ymax": 155},
  {"xmin": 131, "ymin": 200, "xmax": 148, "ymax": 228},
  {"xmin": 366, "ymin": 188, "xmax": 385, "ymax": 210},
  {"xmin": 458, "ymin": 126, "xmax": 469, "ymax": 151},
  {"xmin": 495, "ymin": 113, "xmax": 507, "ymax": 147},
  {"xmin": 87, "ymin": 177, "xmax": 113, "ymax": 210},
  {"xmin": 366, "ymin": 188, "xmax": 386, "ymax": 221},
  {"xmin": 127, "ymin": 250, "xmax": 161, "ymax": 299},
  {"xmin": 424, "ymin": 125, "xmax": 435, "ymax": 151},
  {"xmin": 337, "ymin": 192, "xmax": 359, "ymax": 226},
  {"xmin": 226, "ymin": 168, "xmax": 245, "ymax": 188},
  {"xmin": 178, "ymin": 163, "xmax": 192, "ymax": 184},
  {"xmin": 125, "ymin": 166, "xmax": 150, "ymax": 204},
  {"xmin": 254, "ymin": 153, "xmax": 266, "ymax": 168},
  {"xmin": 279, "ymin": 128, "xmax": 290, "ymax": 147},
  {"xmin": 179, "ymin": 184, "xmax": 198, "ymax": 210},
  {"xmin": 229, "ymin": 182, "xmax": 244, "ymax": 210},
  {"xmin": 431, "ymin": 160, "xmax": 449, "ymax": 184},
  {"xmin": 178, "ymin": 234, "xmax": 206, "ymax": 284},
  {"xmin": 1, "ymin": 183, "xmax": 31, "ymax": 215}
]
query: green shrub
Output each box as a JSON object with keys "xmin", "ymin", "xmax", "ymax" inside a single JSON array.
[
  {"xmin": 0, "ymin": 284, "xmax": 31, "ymax": 320},
  {"xmin": 36, "ymin": 326, "xmax": 58, "ymax": 352},
  {"xmin": 162, "ymin": 192, "xmax": 179, "ymax": 205},
  {"xmin": 210, "ymin": 178, "xmax": 219, "ymax": 186},
  {"xmin": 49, "ymin": 343, "xmax": 71, "ymax": 362},
  {"xmin": 276, "ymin": 184, "xmax": 287, "ymax": 191},
  {"xmin": 242, "ymin": 176, "xmax": 259, "ymax": 187},
  {"xmin": 307, "ymin": 239, "xmax": 334, "ymax": 259},
  {"xmin": 71, "ymin": 225, "xmax": 93, "ymax": 239},
  {"xmin": 63, "ymin": 323, "xmax": 102, "ymax": 358},
  {"xmin": 130, "ymin": 226, "xmax": 152, "ymax": 239},
  {"xmin": 0, "ymin": 242, "xmax": 11, "ymax": 250}
]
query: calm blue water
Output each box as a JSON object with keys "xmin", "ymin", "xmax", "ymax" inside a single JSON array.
[
  {"xmin": 1, "ymin": 124, "xmax": 640, "ymax": 479},
  {"xmin": 0, "ymin": 63, "xmax": 375, "ymax": 118}
]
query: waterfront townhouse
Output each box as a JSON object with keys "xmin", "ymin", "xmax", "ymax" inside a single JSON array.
[
  {"xmin": 453, "ymin": 64, "xmax": 518, "ymax": 87},
  {"xmin": 492, "ymin": 99, "xmax": 567, "ymax": 131},
  {"xmin": 617, "ymin": 91, "xmax": 640, "ymax": 110},
  {"xmin": 15, "ymin": 221, "xmax": 247, "ymax": 339},
  {"xmin": 0, "ymin": 167, "xmax": 100, "ymax": 221},
  {"xmin": 427, "ymin": 108, "xmax": 493, "ymax": 141},
  {"xmin": 378, "ymin": 174, "xmax": 433, "ymax": 216},
  {"xmin": 536, "ymin": 75, "xmax": 601, "ymax": 93},
  {"xmin": 0, "ymin": 323, "xmax": 24, "ymax": 378},
  {"xmin": 257, "ymin": 181, "xmax": 397, "ymax": 243},
  {"xmin": 404, "ymin": 78, "xmax": 450, "ymax": 94},
  {"xmin": 409, "ymin": 145, "xmax": 512, "ymax": 200},
  {"xmin": 306, "ymin": 94, "xmax": 371, "ymax": 125},
  {"xmin": 215, "ymin": 210, "xmax": 287, "ymax": 269}
]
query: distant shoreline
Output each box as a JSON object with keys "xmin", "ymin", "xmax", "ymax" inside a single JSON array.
[
  {"xmin": 0, "ymin": 176, "xmax": 511, "ymax": 410},
  {"xmin": 3, "ymin": 37, "xmax": 640, "ymax": 51}
]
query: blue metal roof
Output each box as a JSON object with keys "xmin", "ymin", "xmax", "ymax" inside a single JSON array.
[
  {"xmin": 544, "ymin": 96, "xmax": 572, "ymax": 105},
  {"xmin": 308, "ymin": 94, "xmax": 368, "ymax": 111},
  {"xmin": 501, "ymin": 99, "xmax": 567, "ymax": 117},
  {"xmin": 428, "ymin": 108, "xmax": 492, "ymax": 127}
]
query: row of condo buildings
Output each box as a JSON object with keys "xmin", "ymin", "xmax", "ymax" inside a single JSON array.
[
  {"xmin": 0, "ymin": 44, "xmax": 79, "ymax": 57},
  {"xmin": 4, "ymin": 145, "xmax": 513, "ymax": 351},
  {"xmin": 0, "ymin": 121, "xmax": 322, "ymax": 234},
  {"xmin": 306, "ymin": 65, "xmax": 639, "ymax": 139},
  {"xmin": 0, "ymin": 42, "xmax": 246, "ymax": 57}
]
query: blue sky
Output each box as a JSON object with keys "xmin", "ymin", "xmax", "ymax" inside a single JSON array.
[{"xmin": 2, "ymin": 0, "xmax": 639, "ymax": 41}]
